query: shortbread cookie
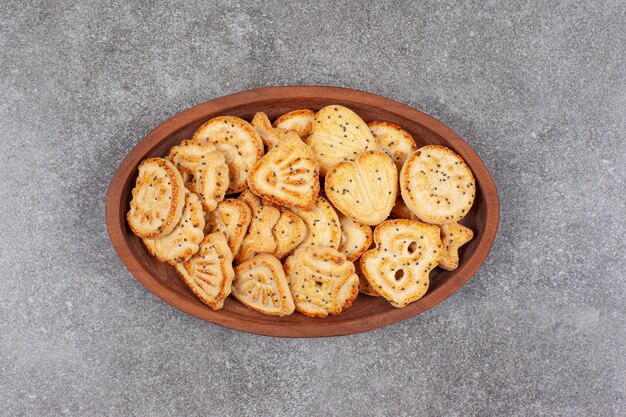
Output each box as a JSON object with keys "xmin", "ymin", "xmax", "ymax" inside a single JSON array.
[
  {"xmin": 272, "ymin": 209, "xmax": 307, "ymax": 260},
  {"xmin": 273, "ymin": 109, "xmax": 315, "ymax": 140},
  {"xmin": 288, "ymin": 196, "xmax": 341, "ymax": 251},
  {"xmin": 143, "ymin": 192, "xmax": 205, "ymax": 264},
  {"xmin": 168, "ymin": 139, "xmax": 215, "ymax": 178},
  {"xmin": 325, "ymin": 150, "xmax": 397, "ymax": 225},
  {"xmin": 439, "ymin": 222, "xmax": 474, "ymax": 271},
  {"xmin": 251, "ymin": 112, "xmax": 291, "ymax": 148},
  {"xmin": 232, "ymin": 254, "xmax": 295, "ymax": 316},
  {"xmin": 190, "ymin": 150, "xmax": 229, "ymax": 212},
  {"xmin": 284, "ymin": 246, "xmax": 359, "ymax": 317},
  {"xmin": 390, "ymin": 195, "xmax": 421, "ymax": 221},
  {"xmin": 360, "ymin": 220, "xmax": 441, "ymax": 307},
  {"xmin": 306, "ymin": 105, "xmax": 378, "ymax": 176},
  {"xmin": 204, "ymin": 198, "xmax": 251, "ymax": 256},
  {"xmin": 235, "ymin": 190, "xmax": 281, "ymax": 264},
  {"xmin": 367, "ymin": 121, "xmax": 417, "ymax": 171},
  {"xmin": 400, "ymin": 145, "xmax": 475, "ymax": 224},
  {"xmin": 175, "ymin": 232, "xmax": 234, "ymax": 310},
  {"xmin": 356, "ymin": 261, "xmax": 380, "ymax": 297},
  {"xmin": 193, "ymin": 116, "xmax": 264, "ymax": 193},
  {"xmin": 127, "ymin": 158, "xmax": 186, "ymax": 239},
  {"xmin": 338, "ymin": 214, "xmax": 373, "ymax": 262},
  {"xmin": 248, "ymin": 132, "xmax": 320, "ymax": 210}
]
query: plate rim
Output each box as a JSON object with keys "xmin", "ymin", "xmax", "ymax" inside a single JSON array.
[{"xmin": 105, "ymin": 86, "xmax": 500, "ymax": 338}]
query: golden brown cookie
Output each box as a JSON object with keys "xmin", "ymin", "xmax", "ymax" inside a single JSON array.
[
  {"xmin": 168, "ymin": 139, "xmax": 215, "ymax": 177},
  {"xmin": 232, "ymin": 254, "xmax": 295, "ymax": 316},
  {"xmin": 288, "ymin": 196, "xmax": 341, "ymax": 251},
  {"xmin": 390, "ymin": 195, "xmax": 422, "ymax": 221},
  {"xmin": 143, "ymin": 192, "xmax": 205, "ymax": 265},
  {"xmin": 439, "ymin": 222, "xmax": 474, "ymax": 271},
  {"xmin": 189, "ymin": 149, "xmax": 229, "ymax": 212},
  {"xmin": 306, "ymin": 105, "xmax": 378, "ymax": 176},
  {"xmin": 337, "ymin": 213, "xmax": 373, "ymax": 262},
  {"xmin": 400, "ymin": 145, "xmax": 475, "ymax": 224},
  {"xmin": 273, "ymin": 109, "xmax": 315, "ymax": 140},
  {"xmin": 235, "ymin": 190, "xmax": 281, "ymax": 264},
  {"xmin": 355, "ymin": 260, "xmax": 380, "ymax": 297},
  {"xmin": 360, "ymin": 220, "xmax": 441, "ymax": 307},
  {"xmin": 175, "ymin": 232, "xmax": 234, "ymax": 310},
  {"xmin": 272, "ymin": 209, "xmax": 307, "ymax": 260},
  {"xmin": 247, "ymin": 132, "xmax": 320, "ymax": 210},
  {"xmin": 367, "ymin": 121, "xmax": 417, "ymax": 171},
  {"xmin": 284, "ymin": 246, "xmax": 359, "ymax": 317},
  {"xmin": 127, "ymin": 158, "xmax": 186, "ymax": 239},
  {"xmin": 325, "ymin": 150, "xmax": 397, "ymax": 225},
  {"xmin": 192, "ymin": 116, "xmax": 264, "ymax": 193},
  {"xmin": 251, "ymin": 112, "xmax": 291, "ymax": 148},
  {"xmin": 204, "ymin": 198, "xmax": 251, "ymax": 256}
]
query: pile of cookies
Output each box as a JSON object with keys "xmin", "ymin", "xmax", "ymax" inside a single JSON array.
[{"xmin": 127, "ymin": 105, "xmax": 475, "ymax": 317}]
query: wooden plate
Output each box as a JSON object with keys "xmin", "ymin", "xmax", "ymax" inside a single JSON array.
[{"xmin": 106, "ymin": 86, "xmax": 499, "ymax": 337}]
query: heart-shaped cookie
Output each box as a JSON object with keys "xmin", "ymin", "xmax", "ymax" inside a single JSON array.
[{"xmin": 325, "ymin": 150, "xmax": 398, "ymax": 226}]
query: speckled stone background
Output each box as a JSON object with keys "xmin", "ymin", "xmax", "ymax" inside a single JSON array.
[{"xmin": 1, "ymin": 1, "xmax": 624, "ymax": 416}]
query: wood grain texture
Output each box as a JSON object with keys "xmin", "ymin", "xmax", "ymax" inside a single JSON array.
[{"xmin": 105, "ymin": 86, "xmax": 500, "ymax": 338}]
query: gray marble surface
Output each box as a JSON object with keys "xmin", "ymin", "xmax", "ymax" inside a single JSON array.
[{"xmin": 1, "ymin": 1, "xmax": 624, "ymax": 416}]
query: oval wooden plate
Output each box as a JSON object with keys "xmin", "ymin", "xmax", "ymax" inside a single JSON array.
[{"xmin": 106, "ymin": 86, "xmax": 499, "ymax": 338}]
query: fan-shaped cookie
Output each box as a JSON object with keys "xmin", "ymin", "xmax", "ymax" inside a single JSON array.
[
  {"xmin": 204, "ymin": 198, "xmax": 251, "ymax": 256},
  {"xmin": 284, "ymin": 246, "xmax": 359, "ymax": 317},
  {"xmin": 360, "ymin": 220, "xmax": 441, "ymax": 307},
  {"xmin": 325, "ymin": 150, "xmax": 397, "ymax": 225},
  {"xmin": 127, "ymin": 158, "xmax": 186, "ymax": 239},
  {"xmin": 251, "ymin": 112, "xmax": 290, "ymax": 148},
  {"xmin": 188, "ymin": 150, "xmax": 229, "ymax": 212},
  {"xmin": 400, "ymin": 145, "xmax": 475, "ymax": 224},
  {"xmin": 288, "ymin": 196, "xmax": 341, "ymax": 251},
  {"xmin": 273, "ymin": 109, "xmax": 315, "ymax": 140},
  {"xmin": 367, "ymin": 121, "xmax": 417, "ymax": 171},
  {"xmin": 143, "ymin": 192, "xmax": 205, "ymax": 264},
  {"xmin": 439, "ymin": 222, "xmax": 474, "ymax": 271},
  {"xmin": 338, "ymin": 214, "xmax": 373, "ymax": 262},
  {"xmin": 168, "ymin": 139, "xmax": 215, "ymax": 176},
  {"xmin": 272, "ymin": 209, "xmax": 307, "ymax": 260},
  {"xmin": 192, "ymin": 116, "xmax": 264, "ymax": 193},
  {"xmin": 306, "ymin": 105, "xmax": 378, "ymax": 176},
  {"xmin": 175, "ymin": 232, "xmax": 234, "ymax": 310},
  {"xmin": 390, "ymin": 195, "xmax": 422, "ymax": 221},
  {"xmin": 235, "ymin": 190, "xmax": 281, "ymax": 264},
  {"xmin": 248, "ymin": 132, "xmax": 320, "ymax": 210},
  {"xmin": 232, "ymin": 254, "xmax": 295, "ymax": 316}
]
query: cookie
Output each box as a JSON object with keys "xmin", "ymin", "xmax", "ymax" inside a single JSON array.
[
  {"xmin": 168, "ymin": 139, "xmax": 215, "ymax": 178},
  {"xmin": 273, "ymin": 109, "xmax": 315, "ymax": 140},
  {"xmin": 284, "ymin": 246, "xmax": 359, "ymax": 317},
  {"xmin": 439, "ymin": 222, "xmax": 474, "ymax": 271},
  {"xmin": 325, "ymin": 150, "xmax": 397, "ymax": 225},
  {"xmin": 190, "ymin": 149, "xmax": 229, "ymax": 212},
  {"xmin": 192, "ymin": 116, "xmax": 264, "ymax": 193},
  {"xmin": 288, "ymin": 196, "xmax": 341, "ymax": 251},
  {"xmin": 143, "ymin": 192, "xmax": 205, "ymax": 265},
  {"xmin": 355, "ymin": 260, "xmax": 380, "ymax": 297},
  {"xmin": 360, "ymin": 220, "xmax": 441, "ymax": 307},
  {"xmin": 235, "ymin": 189, "xmax": 281, "ymax": 264},
  {"xmin": 127, "ymin": 157, "xmax": 186, "ymax": 239},
  {"xmin": 232, "ymin": 254, "xmax": 295, "ymax": 316},
  {"xmin": 306, "ymin": 105, "xmax": 378, "ymax": 176},
  {"xmin": 204, "ymin": 198, "xmax": 251, "ymax": 256},
  {"xmin": 272, "ymin": 209, "xmax": 307, "ymax": 260},
  {"xmin": 338, "ymin": 213, "xmax": 373, "ymax": 262},
  {"xmin": 390, "ymin": 195, "xmax": 421, "ymax": 221},
  {"xmin": 251, "ymin": 112, "xmax": 291, "ymax": 148},
  {"xmin": 247, "ymin": 132, "xmax": 320, "ymax": 210},
  {"xmin": 400, "ymin": 145, "xmax": 475, "ymax": 224},
  {"xmin": 367, "ymin": 121, "xmax": 417, "ymax": 171},
  {"xmin": 175, "ymin": 231, "xmax": 234, "ymax": 310}
]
